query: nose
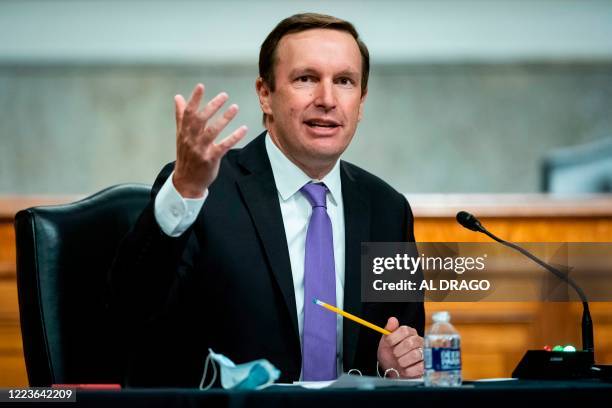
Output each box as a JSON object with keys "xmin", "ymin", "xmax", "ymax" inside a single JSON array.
[{"xmin": 313, "ymin": 80, "xmax": 336, "ymax": 112}]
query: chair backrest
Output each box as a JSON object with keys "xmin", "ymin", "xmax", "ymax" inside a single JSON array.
[
  {"xmin": 14, "ymin": 183, "xmax": 151, "ymax": 386},
  {"xmin": 542, "ymin": 138, "xmax": 612, "ymax": 193}
]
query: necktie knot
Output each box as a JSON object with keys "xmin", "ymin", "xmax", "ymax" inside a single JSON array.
[{"xmin": 300, "ymin": 182, "xmax": 328, "ymax": 209}]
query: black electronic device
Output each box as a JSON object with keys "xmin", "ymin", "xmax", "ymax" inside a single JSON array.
[{"xmin": 512, "ymin": 350, "xmax": 594, "ymax": 379}]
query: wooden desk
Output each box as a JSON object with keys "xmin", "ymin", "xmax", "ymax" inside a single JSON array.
[{"xmin": 1, "ymin": 193, "xmax": 611, "ymax": 385}]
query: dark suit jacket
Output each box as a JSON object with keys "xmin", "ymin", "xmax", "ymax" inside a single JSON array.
[{"xmin": 109, "ymin": 131, "xmax": 424, "ymax": 387}]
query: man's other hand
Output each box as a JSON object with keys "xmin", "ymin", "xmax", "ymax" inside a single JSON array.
[
  {"xmin": 173, "ymin": 83, "xmax": 248, "ymax": 198},
  {"xmin": 377, "ymin": 317, "xmax": 424, "ymax": 378}
]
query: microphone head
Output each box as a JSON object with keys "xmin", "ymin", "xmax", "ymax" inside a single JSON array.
[{"xmin": 456, "ymin": 211, "xmax": 483, "ymax": 232}]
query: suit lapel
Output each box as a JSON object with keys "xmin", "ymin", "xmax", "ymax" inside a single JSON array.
[
  {"xmin": 235, "ymin": 133, "xmax": 300, "ymax": 344},
  {"xmin": 341, "ymin": 162, "xmax": 371, "ymax": 370}
]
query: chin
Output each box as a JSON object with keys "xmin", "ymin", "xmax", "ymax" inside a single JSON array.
[{"xmin": 303, "ymin": 141, "xmax": 347, "ymax": 161}]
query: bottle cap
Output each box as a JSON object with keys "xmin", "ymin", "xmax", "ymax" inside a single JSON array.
[{"xmin": 432, "ymin": 311, "xmax": 450, "ymax": 323}]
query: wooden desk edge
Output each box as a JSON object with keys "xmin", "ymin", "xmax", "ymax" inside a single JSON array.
[{"xmin": 1, "ymin": 193, "xmax": 612, "ymax": 220}]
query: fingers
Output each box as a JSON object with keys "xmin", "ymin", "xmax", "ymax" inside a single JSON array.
[
  {"xmin": 402, "ymin": 361, "xmax": 425, "ymax": 379},
  {"xmin": 383, "ymin": 324, "xmax": 424, "ymax": 379},
  {"xmin": 202, "ymin": 103, "xmax": 239, "ymax": 142},
  {"xmin": 178, "ymin": 84, "xmax": 242, "ymax": 145},
  {"xmin": 182, "ymin": 84, "xmax": 230, "ymax": 124},
  {"xmin": 185, "ymin": 83, "xmax": 205, "ymax": 115},
  {"xmin": 397, "ymin": 345, "xmax": 423, "ymax": 367},
  {"xmin": 181, "ymin": 84, "xmax": 229, "ymax": 129},
  {"xmin": 384, "ymin": 325, "xmax": 418, "ymax": 348},
  {"xmin": 174, "ymin": 94, "xmax": 187, "ymax": 132},
  {"xmin": 392, "ymin": 334, "xmax": 423, "ymax": 357},
  {"xmin": 200, "ymin": 92, "xmax": 229, "ymax": 123},
  {"xmin": 215, "ymin": 125, "xmax": 248, "ymax": 155}
]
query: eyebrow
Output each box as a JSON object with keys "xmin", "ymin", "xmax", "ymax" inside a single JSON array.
[
  {"xmin": 335, "ymin": 69, "xmax": 359, "ymax": 79},
  {"xmin": 289, "ymin": 67, "xmax": 319, "ymax": 77},
  {"xmin": 289, "ymin": 67, "xmax": 360, "ymax": 78}
]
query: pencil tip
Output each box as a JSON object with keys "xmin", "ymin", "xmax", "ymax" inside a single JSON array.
[{"xmin": 312, "ymin": 298, "xmax": 318, "ymax": 304}]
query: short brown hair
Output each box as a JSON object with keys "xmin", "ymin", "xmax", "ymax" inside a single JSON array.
[{"xmin": 258, "ymin": 13, "xmax": 370, "ymax": 124}]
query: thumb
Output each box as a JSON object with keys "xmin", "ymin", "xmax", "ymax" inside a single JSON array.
[{"xmin": 384, "ymin": 316, "xmax": 400, "ymax": 333}]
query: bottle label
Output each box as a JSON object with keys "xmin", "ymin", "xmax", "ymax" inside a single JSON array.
[{"xmin": 425, "ymin": 347, "xmax": 461, "ymax": 371}]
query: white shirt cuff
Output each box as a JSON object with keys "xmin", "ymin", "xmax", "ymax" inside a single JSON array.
[{"xmin": 154, "ymin": 171, "xmax": 207, "ymax": 237}]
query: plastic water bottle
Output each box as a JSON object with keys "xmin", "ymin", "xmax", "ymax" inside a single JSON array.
[{"xmin": 424, "ymin": 311, "xmax": 462, "ymax": 387}]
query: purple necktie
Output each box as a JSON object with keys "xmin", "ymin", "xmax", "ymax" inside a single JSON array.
[{"xmin": 301, "ymin": 182, "xmax": 337, "ymax": 381}]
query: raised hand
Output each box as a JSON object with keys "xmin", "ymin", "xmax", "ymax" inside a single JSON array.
[{"xmin": 172, "ymin": 83, "xmax": 248, "ymax": 198}]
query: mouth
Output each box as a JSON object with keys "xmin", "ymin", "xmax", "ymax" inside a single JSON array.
[{"xmin": 303, "ymin": 119, "xmax": 342, "ymax": 130}]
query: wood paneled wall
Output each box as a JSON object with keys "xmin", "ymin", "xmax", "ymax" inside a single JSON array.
[
  {"xmin": 1, "ymin": 194, "xmax": 611, "ymax": 385},
  {"xmin": 0, "ymin": 218, "xmax": 27, "ymax": 386}
]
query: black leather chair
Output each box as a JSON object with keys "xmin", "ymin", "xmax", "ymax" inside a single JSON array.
[{"xmin": 14, "ymin": 183, "xmax": 151, "ymax": 386}]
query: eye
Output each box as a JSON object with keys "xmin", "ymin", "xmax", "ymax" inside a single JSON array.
[
  {"xmin": 337, "ymin": 77, "xmax": 355, "ymax": 87},
  {"xmin": 293, "ymin": 75, "xmax": 317, "ymax": 88},
  {"xmin": 296, "ymin": 75, "xmax": 313, "ymax": 83}
]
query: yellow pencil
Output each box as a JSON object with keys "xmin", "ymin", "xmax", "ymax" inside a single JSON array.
[{"xmin": 313, "ymin": 298, "xmax": 391, "ymax": 336}]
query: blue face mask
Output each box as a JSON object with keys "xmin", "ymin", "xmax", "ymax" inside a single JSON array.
[{"xmin": 199, "ymin": 348, "xmax": 281, "ymax": 390}]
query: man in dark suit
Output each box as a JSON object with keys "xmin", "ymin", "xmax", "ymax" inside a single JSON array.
[{"xmin": 110, "ymin": 13, "xmax": 424, "ymax": 387}]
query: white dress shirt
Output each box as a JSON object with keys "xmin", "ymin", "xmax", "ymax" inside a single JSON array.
[{"xmin": 154, "ymin": 133, "xmax": 346, "ymax": 376}]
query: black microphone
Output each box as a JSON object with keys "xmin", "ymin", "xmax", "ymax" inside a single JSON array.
[
  {"xmin": 456, "ymin": 210, "xmax": 484, "ymax": 232},
  {"xmin": 455, "ymin": 211, "xmax": 594, "ymax": 353}
]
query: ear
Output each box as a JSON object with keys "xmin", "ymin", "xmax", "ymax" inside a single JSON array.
[
  {"xmin": 358, "ymin": 87, "xmax": 368, "ymax": 122},
  {"xmin": 256, "ymin": 77, "xmax": 273, "ymax": 115}
]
